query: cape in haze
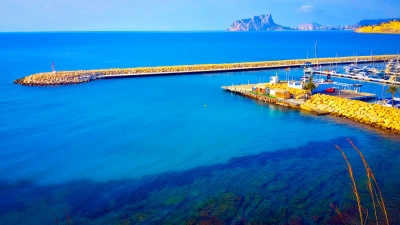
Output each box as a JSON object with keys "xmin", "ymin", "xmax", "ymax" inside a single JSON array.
[
  {"xmin": 226, "ymin": 14, "xmax": 291, "ymax": 31},
  {"xmin": 227, "ymin": 14, "xmax": 400, "ymax": 32}
]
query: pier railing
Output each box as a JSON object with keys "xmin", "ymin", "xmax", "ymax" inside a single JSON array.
[{"xmin": 14, "ymin": 54, "xmax": 398, "ymax": 86}]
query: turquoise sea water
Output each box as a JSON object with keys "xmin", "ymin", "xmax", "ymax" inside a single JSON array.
[{"xmin": 1, "ymin": 31, "xmax": 400, "ymax": 224}]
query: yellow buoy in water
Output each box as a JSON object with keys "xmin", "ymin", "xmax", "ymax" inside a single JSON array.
[{"xmin": 204, "ymin": 104, "xmax": 207, "ymax": 107}]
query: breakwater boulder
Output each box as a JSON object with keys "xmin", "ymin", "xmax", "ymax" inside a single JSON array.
[
  {"xmin": 308, "ymin": 94, "xmax": 400, "ymax": 134},
  {"xmin": 14, "ymin": 71, "xmax": 100, "ymax": 86}
]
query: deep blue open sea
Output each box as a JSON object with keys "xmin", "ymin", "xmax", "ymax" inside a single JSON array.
[{"xmin": 1, "ymin": 31, "xmax": 400, "ymax": 224}]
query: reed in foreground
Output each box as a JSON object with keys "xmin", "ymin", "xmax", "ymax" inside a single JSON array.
[{"xmin": 334, "ymin": 139, "xmax": 389, "ymax": 225}]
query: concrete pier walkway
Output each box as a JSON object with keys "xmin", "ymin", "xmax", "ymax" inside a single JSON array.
[{"xmin": 221, "ymin": 84, "xmax": 329, "ymax": 115}]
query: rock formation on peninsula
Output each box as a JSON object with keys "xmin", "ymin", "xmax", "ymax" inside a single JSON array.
[{"xmin": 226, "ymin": 14, "xmax": 292, "ymax": 31}]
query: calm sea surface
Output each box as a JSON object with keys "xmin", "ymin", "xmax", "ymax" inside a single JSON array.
[{"xmin": 1, "ymin": 31, "xmax": 400, "ymax": 224}]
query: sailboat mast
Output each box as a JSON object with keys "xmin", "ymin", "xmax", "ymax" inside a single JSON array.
[
  {"xmin": 336, "ymin": 53, "xmax": 338, "ymax": 68},
  {"xmin": 314, "ymin": 41, "xmax": 318, "ymax": 72},
  {"xmin": 370, "ymin": 50, "xmax": 373, "ymax": 66},
  {"xmin": 314, "ymin": 41, "xmax": 317, "ymax": 59}
]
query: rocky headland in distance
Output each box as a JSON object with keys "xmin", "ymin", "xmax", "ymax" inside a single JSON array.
[
  {"xmin": 226, "ymin": 14, "xmax": 292, "ymax": 31},
  {"xmin": 227, "ymin": 15, "xmax": 400, "ymax": 33}
]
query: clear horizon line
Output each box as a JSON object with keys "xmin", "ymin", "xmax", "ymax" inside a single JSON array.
[
  {"xmin": 0, "ymin": 30, "xmax": 356, "ymax": 33},
  {"xmin": 0, "ymin": 30, "xmax": 226, "ymax": 33}
]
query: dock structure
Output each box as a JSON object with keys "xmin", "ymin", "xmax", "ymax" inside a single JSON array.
[
  {"xmin": 222, "ymin": 83, "xmax": 400, "ymax": 135},
  {"xmin": 314, "ymin": 70, "xmax": 400, "ymax": 85},
  {"xmin": 14, "ymin": 54, "xmax": 398, "ymax": 86},
  {"xmin": 325, "ymin": 89, "xmax": 377, "ymax": 101},
  {"xmin": 222, "ymin": 82, "xmax": 378, "ymax": 114},
  {"xmin": 221, "ymin": 84, "xmax": 329, "ymax": 115}
]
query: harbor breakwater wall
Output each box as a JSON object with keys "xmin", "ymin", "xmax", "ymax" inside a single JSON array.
[
  {"xmin": 14, "ymin": 55, "xmax": 397, "ymax": 86},
  {"xmin": 308, "ymin": 94, "xmax": 400, "ymax": 134},
  {"xmin": 224, "ymin": 84, "xmax": 399, "ymax": 134}
]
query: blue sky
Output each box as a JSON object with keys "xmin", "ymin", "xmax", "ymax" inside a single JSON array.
[{"xmin": 1, "ymin": 0, "xmax": 399, "ymax": 31}]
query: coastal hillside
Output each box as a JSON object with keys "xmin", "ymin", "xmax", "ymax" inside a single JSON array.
[
  {"xmin": 355, "ymin": 20, "xmax": 400, "ymax": 34},
  {"xmin": 357, "ymin": 18, "xmax": 400, "ymax": 26},
  {"xmin": 226, "ymin": 14, "xmax": 292, "ymax": 31}
]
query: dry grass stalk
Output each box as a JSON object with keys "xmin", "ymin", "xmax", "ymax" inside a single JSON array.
[
  {"xmin": 364, "ymin": 209, "xmax": 370, "ymax": 225},
  {"xmin": 64, "ymin": 209, "xmax": 72, "ymax": 225},
  {"xmin": 346, "ymin": 138, "xmax": 390, "ymax": 225},
  {"xmin": 331, "ymin": 203, "xmax": 349, "ymax": 224},
  {"xmin": 335, "ymin": 144, "xmax": 364, "ymax": 225},
  {"xmin": 52, "ymin": 210, "xmax": 59, "ymax": 225}
]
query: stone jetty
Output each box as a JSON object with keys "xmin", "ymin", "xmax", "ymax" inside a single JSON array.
[
  {"xmin": 14, "ymin": 54, "xmax": 397, "ymax": 86},
  {"xmin": 223, "ymin": 83, "xmax": 400, "ymax": 134},
  {"xmin": 222, "ymin": 83, "xmax": 330, "ymax": 115},
  {"xmin": 222, "ymin": 82, "xmax": 308, "ymax": 99},
  {"xmin": 308, "ymin": 94, "xmax": 400, "ymax": 134},
  {"xmin": 13, "ymin": 71, "xmax": 100, "ymax": 86}
]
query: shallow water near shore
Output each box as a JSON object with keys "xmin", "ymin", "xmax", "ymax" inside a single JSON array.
[{"xmin": 1, "ymin": 31, "xmax": 400, "ymax": 224}]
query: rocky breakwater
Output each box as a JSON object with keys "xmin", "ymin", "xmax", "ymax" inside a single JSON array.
[
  {"xmin": 14, "ymin": 54, "xmax": 396, "ymax": 86},
  {"xmin": 14, "ymin": 71, "xmax": 101, "ymax": 86},
  {"xmin": 308, "ymin": 94, "xmax": 400, "ymax": 134}
]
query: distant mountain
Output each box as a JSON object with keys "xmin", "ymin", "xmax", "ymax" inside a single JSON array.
[
  {"xmin": 226, "ymin": 14, "xmax": 292, "ymax": 31},
  {"xmin": 357, "ymin": 18, "xmax": 400, "ymax": 26},
  {"xmin": 226, "ymin": 15, "xmax": 400, "ymax": 32},
  {"xmin": 298, "ymin": 22, "xmax": 325, "ymax": 30}
]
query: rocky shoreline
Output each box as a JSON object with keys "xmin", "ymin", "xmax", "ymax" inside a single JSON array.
[{"xmin": 308, "ymin": 94, "xmax": 400, "ymax": 134}]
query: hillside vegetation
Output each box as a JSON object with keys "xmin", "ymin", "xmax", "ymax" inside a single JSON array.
[{"xmin": 355, "ymin": 20, "xmax": 400, "ymax": 34}]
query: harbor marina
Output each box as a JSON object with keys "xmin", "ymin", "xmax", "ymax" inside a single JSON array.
[{"xmin": 222, "ymin": 71, "xmax": 398, "ymax": 134}]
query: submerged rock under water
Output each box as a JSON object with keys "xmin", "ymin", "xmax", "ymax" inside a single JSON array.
[{"xmin": 2, "ymin": 137, "xmax": 399, "ymax": 224}]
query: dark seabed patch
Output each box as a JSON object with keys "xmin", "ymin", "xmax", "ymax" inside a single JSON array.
[{"xmin": 1, "ymin": 137, "xmax": 400, "ymax": 224}]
